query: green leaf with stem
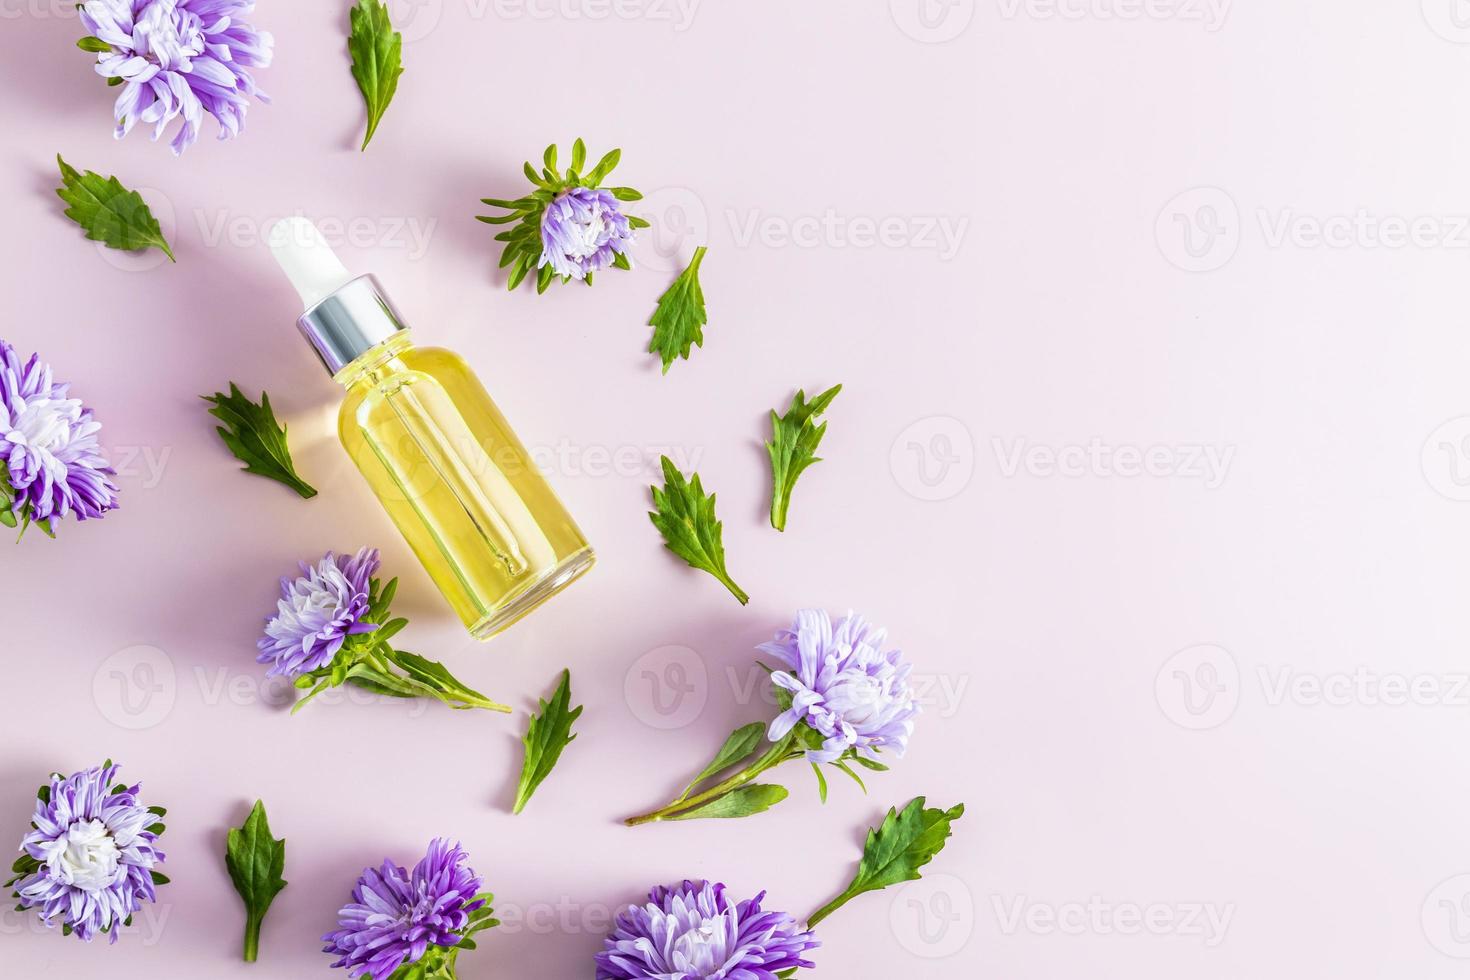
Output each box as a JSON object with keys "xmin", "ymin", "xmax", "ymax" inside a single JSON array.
[
  {"xmin": 625, "ymin": 730, "xmax": 801, "ymax": 825},
  {"xmin": 666, "ymin": 784, "xmax": 788, "ymax": 820},
  {"xmin": 647, "ymin": 455, "xmax": 748, "ymax": 605},
  {"xmin": 677, "ymin": 722, "xmax": 767, "ymax": 802},
  {"xmin": 647, "ymin": 246, "xmax": 710, "ymax": 373},
  {"xmin": 55, "ymin": 155, "xmax": 174, "ymax": 261},
  {"xmin": 513, "ymin": 669, "xmax": 583, "ymax": 814},
  {"xmin": 225, "ymin": 800, "xmax": 287, "ymax": 963},
  {"xmin": 202, "ymin": 384, "xmax": 318, "ymax": 498},
  {"xmin": 348, "ymin": 0, "xmax": 404, "ymax": 150},
  {"xmin": 767, "ymin": 383, "xmax": 842, "ymax": 531},
  {"xmin": 807, "ymin": 797, "xmax": 965, "ymax": 927}
]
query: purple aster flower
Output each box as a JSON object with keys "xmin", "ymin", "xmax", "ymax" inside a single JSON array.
[
  {"xmin": 539, "ymin": 187, "xmax": 635, "ymax": 281},
  {"xmin": 9, "ymin": 763, "xmax": 166, "ymax": 944},
  {"xmin": 596, "ymin": 880, "xmax": 820, "ymax": 980},
  {"xmin": 762, "ymin": 609, "xmax": 920, "ymax": 764},
  {"xmin": 323, "ymin": 838, "xmax": 491, "ymax": 980},
  {"xmin": 257, "ymin": 548, "xmax": 381, "ymax": 679},
  {"xmin": 79, "ymin": 0, "xmax": 274, "ymax": 156},
  {"xmin": 0, "ymin": 340, "xmax": 119, "ymax": 530}
]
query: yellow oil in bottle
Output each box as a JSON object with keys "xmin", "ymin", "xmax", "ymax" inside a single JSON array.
[{"xmin": 336, "ymin": 333, "xmax": 594, "ymax": 639}]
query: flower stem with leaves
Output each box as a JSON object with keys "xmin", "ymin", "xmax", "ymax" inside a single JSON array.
[
  {"xmin": 258, "ymin": 552, "xmax": 510, "ymax": 715},
  {"xmin": 625, "ymin": 610, "xmax": 917, "ymax": 825}
]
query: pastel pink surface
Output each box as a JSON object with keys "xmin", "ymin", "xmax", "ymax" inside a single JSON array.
[{"xmin": 4, "ymin": 2, "xmax": 1470, "ymax": 979}]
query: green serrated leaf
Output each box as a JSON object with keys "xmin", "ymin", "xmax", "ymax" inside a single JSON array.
[
  {"xmin": 647, "ymin": 246, "xmax": 709, "ymax": 373},
  {"xmin": 55, "ymin": 155, "xmax": 174, "ymax": 261},
  {"xmin": 225, "ymin": 800, "xmax": 287, "ymax": 963},
  {"xmin": 512, "ymin": 669, "xmax": 583, "ymax": 814},
  {"xmin": 202, "ymin": 384, "xmax": 318, "ymax": 498},
  {"xmin": 648, "ymin": 455, "xmax": 748, "ymax": 604},
  {"xmin": 767, "ymin": 383, "xmax": 841, "ymax": 532},
  {"xmin": 807, "ymin": 797, "xmax": 965, "ymax": 927},
  {"xmin": 665, "ymin": 783, "xmax": 788, "ymax": 821},
  {"xmin": 680, "ymin": 722, "xmax": 767, "ymax": 800},
  {"xmin": 348, "ymin": 0, "xmax": 404, "ymax": 151}
]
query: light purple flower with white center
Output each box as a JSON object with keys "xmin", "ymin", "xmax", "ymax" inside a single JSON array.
[
  {"xmin": 596, "ymin": 880, "xmax": 820, "ymax": 980},
  {"xmin": 762, "ymin": 609, "xmax": 920, "ymax": 764},
  {"xmin": 79, "ymin": 0, "xmax": 274, "ymax": 156},
  {"xmin": 539, "ymin": 187, "xmax": 635, "ymax": 281},
  {"xmin": 257, "ymin": 548, "xmax": 380, "ymax": 679},
  {"xmin": 11, "ymin": 763, "xmax": 166, "ymax": 944},
  {"xmin": 0, "ymin": 340, "xmax": 119, "ymax": 528},
  {"xmin": 323, "ymin": 838, "xmax": 487, "ymax": 979}
]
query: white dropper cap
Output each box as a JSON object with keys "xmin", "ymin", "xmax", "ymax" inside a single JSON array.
[
  {"xmin": 268, "ymin": 217, "xmax": 410, "ymax": 375},
  {"xmin": 267, "ymin": 217, "xmax": 354, "ymax": 311}
]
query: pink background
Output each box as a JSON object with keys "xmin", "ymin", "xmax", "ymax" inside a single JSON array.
[{"xmin": 6, "ymin": 1, "xmax": 1470, "ymax": 978}]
